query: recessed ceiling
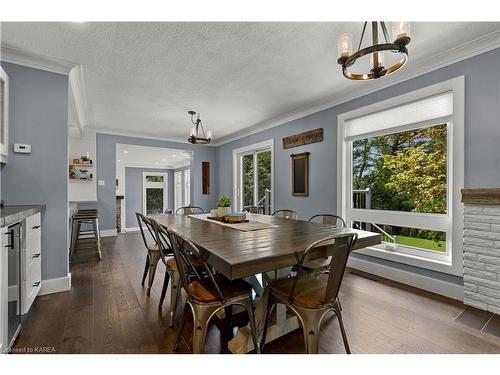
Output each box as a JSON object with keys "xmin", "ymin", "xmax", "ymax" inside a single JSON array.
[
  {"xmin": 1, "ymin": 22, "xmax": 500, "ymax": 143},
  {"xmin": 116, "ymin": 144, "xmax": 191, "ymax": 169}
]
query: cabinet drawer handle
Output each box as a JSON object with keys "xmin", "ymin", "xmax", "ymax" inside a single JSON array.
[
  {"xmin": 32, "ymin": 225, "xmax": 41, "ymax": 230},
  {"xmin": 33, "ymin": 281, "xmax": 41, "ymax": 287},
  {"xmin": 33, "ymin": 253, "xmax": 41, "ymax": 258}
]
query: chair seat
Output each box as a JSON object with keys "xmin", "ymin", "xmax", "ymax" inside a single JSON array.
[
  {"xmin": 166, "ymin": 257, "xmax": 204, "ymax": 272},
  {"xmin": 270, "ymin": 273, "xmax": 330, "ymax": 309},
  {"xmin": 186, "ymin": 274, "xmax": 252, "ymax": 303}
]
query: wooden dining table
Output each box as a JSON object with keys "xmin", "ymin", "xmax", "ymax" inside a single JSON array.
[{"xmin": 151, "ymin": 213, "xmax": 381, "ymax": 353}]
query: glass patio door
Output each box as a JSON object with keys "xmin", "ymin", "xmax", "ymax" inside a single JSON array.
[
  {"xmin": 238, "ymin": 148, "xmax": 272, "ymax": 214},
  {"xmin": 143, "ymin": 173, "xmax": 168, "ymax": 215}
]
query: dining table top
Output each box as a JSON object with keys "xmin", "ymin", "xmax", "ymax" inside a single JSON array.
[{"xmin": 150, "ymin": 213, "xmax": 381, "ymax": 280}]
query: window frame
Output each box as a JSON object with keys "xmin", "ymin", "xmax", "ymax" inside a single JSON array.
[
  {"xmin": 337, "ymin": 76, "xmax": 464, "ymax": 276},
  {"xmin": 142, "ymin": 172, "xmax": 168, "ymax": 215}
]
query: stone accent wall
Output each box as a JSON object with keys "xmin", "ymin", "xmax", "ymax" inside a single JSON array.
[{"xmin": 463, "ymin": 204, "xmax": 500, "ymax": 314}]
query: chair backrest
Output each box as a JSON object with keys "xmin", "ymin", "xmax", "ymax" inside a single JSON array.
[
  {"xmin": 272, "ymin": 209, "xmax": 298, "ymax": 220},
  {"xmin": 161, "ymin": 225, "xmax": 228, "ymax": 303},
  {"xmin": 136, "ymin": 212, "xmax": 156, "ymax": 249},
  {"xmin": 243, "ymin": 206, "xmax": 259, "ymax": 214},
  {"xmin": 308, "ymin": 214, "xmax": 346, "ymax": 228},
  {"xmin": 288, "ymin": 233, "xmax": 357, "ymax": 307},
  {"xmin": 175, "ymin": 206, "xmax": 205, "ymax": 215}
]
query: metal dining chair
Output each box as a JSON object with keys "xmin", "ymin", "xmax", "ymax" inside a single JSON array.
[
  {"xmin": 260, "ymin": 233, "xmax": 358, "ymax": 354},
  {"xmin": 138, "ymin": 213, "xmax": 184, "ymax": 327},
  {"xmin": 136, "ymin": 212, "xmax": 163, "ymax": 295},
  {"xmin": 163, "ymin": 226, "xmax": 260, "ymax": 354},
  {"xmin": 175, "ymin": 206, "xmax": 205, "ymax": 215},
  {"xmin": 272, "ymin": 209, "xmax": 298, "ymax": 220},
  {"xmin": 308, "ymin": 214, "xmax": 346, "ymax": 228}
]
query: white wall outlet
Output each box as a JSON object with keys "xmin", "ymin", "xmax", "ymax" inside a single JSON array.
[
  {"xmin": 98, "ymin": 180, "xmax": 105, "ymax": 186},
  {"xmin": 13, "ymin": 144, "xmax": 32, "ymax": 153}
]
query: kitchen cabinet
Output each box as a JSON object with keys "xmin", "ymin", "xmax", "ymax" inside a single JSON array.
[
  {"xmin": 23, "ymin": 213, "xmax": 42, "ymax": 313},
  {"xmin": 0, "ymin": 211, "xmax": 42, "ymax": 353},
  {"xmin": 0, "ymin": 66, "xmax": 9, "ymax": 164}
]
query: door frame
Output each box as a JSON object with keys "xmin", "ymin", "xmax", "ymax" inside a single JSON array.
[
  {"xmin": 142, "ymin": 172, "xmax": 168, "ymax": 215},
  {"xmin": 232, "ymin": 139, "xmax": 274, "ymax": 213}
]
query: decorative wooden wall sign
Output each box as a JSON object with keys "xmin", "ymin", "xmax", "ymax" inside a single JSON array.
[
  {"xmin": 291, "ymin": 152, "xmax": 309, "ymax": 196},
  {"xmin": 283, "ymin": 128, "xmax": 323, "ymax": 149},
  {"xmin": 202, "ymin": 161, "xmax": 210, "ymax": 195}
]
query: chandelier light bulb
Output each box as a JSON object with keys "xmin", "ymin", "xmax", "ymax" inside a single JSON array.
[
  {"xmin": 207, "ymin": 130, "xmax": 213, "ymax": 139},
  {"xmin": 393, "ymin": 22, "xmax": 411, "ymax": 42},
  {"xmin": 189, "ymin": 127, "xmax": 196, "ymax": 137},
  {"xmin": 337, "ymin": 34, "xmax": 353, "ymax": 58},
  {"xmin": 370, "ymin": 51, "xmax": 384, "ymax": 68}
]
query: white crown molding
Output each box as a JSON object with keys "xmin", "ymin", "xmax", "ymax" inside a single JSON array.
[
  {"xmin": 214, "ymin": 30, "xmax": 500, "ymax": 146},
  {"xmin": 89, "ymin": 126, "xmax": 216, "ymax": 147},
  {"xmin": 69, "ymin": 65, "xmax": 90, "ymax": 131},
  {"xmin": 0, "ymin": 43, "xmax": 77, "ymax": 75}
]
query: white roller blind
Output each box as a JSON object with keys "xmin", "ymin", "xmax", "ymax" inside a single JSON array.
[{"xmin": 345, "ymin": 91, "xmax": 453, "ymax": 140}]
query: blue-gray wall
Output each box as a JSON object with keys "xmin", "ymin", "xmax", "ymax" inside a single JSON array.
[
  {"xmin": 216, "ymin": 48, "xmax": 500, "ymax": 284},
  {"xmin": 124, "ymin": 167, "xmax": 174, "ymax": 228},
  {"xmin": 217, "ymin": 48, "xmax": 500, "ymax": 219},
  {"xmin": 0, "ymin": 62, "xmax": 69, "ymax": 281},
  {"xmin": 97, "ymin": 133, "xmax": 216, "ymax": 231}
]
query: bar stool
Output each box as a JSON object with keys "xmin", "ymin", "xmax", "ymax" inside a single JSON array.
[{"xmin": 70, "ymin": 209, "xmax": 102, "ymax": 261}]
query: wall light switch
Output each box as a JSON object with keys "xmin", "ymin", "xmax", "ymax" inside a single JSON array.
[
  {"xmin": 14, "ymin": 144, "xmax": 32, "ymax": 153},
  {"xmin": 98, "ymin": 180, "xmax": 105, "ymax": 186}
]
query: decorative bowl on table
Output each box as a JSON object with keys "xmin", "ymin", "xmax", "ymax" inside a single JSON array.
[{"xmin": 224, "ymin": 212, "xmax": 247, "ymax": 223}]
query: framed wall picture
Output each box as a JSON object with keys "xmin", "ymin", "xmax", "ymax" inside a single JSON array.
[
  {"xmin": 202, "ymin": 161, "xmax": 210, "ymax": 194},
  {"xmin": 291, "ymin": 152, "xmax": 309, "ymax": 196}
]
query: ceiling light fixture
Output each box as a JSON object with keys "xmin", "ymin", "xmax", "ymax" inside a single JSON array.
[
  {"xmin": 187, "ymin": 110, "xmax": 212, "ymax": 145},
  {"xmin": 337, "ymin": 22, "xmax": 411, "ymax": 80},
  {"xmin": 123, "ymin": 150, "xmax": 129, "ymax": 154}
]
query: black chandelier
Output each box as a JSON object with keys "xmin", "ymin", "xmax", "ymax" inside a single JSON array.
[
  {"xmin": 337, "ymin": 22, "xmax": 411, "ymax": 80},
  {"xmin": 187, "ymin": 110, "xmax": 212, "ymax": 145}
]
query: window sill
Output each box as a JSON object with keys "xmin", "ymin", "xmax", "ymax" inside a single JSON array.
[{"xmin": 354, "ymin": 245, "xmax": 461, "ymax": 276}]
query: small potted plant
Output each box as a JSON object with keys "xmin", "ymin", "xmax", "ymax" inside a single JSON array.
[
  {"xmin": 80, "ymin": 154, "xmax": 90, "ymax": 165},
  {"xmin": 217, "ymin": 194, "xmax": 232, "ymax": 217}
]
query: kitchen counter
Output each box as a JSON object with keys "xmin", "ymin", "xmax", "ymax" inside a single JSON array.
[{"xmin": 0, "ymin": 205, "xmax": 46, "ymax": 227}]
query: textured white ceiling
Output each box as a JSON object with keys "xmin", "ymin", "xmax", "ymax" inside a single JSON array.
[
  {"xmin": 116, "ymin": 143, "xmax": 191, "ymax": 169},
  {"xmin": 2, "ymin": 22, "xmax": 500, "ymax": 143}
]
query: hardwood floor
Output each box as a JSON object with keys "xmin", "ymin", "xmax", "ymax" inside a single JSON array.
[{"xmin": 12, "ymin": 232, "xmax": 500, "ymax": 354}]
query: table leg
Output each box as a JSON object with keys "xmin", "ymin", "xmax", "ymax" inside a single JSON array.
[{"xmin": 228, "ymin": 268, "xmax": 300, "ymax": 354}]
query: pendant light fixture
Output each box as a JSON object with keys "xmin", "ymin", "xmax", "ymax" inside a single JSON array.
[
  {"xmin": 187, "ymin": 110, "xmax": 212, "ymax": 145},
  {"xmin": 337, "ymin": 22, "xmax": 411, "ymax": 80}
]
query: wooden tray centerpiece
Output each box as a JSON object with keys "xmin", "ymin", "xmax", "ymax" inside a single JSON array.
[{"xmin": 207, "ymin": 212, "xmax": 248, "ymax": 224}]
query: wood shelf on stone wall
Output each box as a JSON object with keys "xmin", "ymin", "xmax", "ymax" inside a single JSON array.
[{"xmin": 461, "ymin": 188, "xmax": 500, "ymax": 204}]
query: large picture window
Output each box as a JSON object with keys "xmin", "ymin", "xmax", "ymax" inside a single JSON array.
[{"xmin": 337, "ymin": 77, "xmax": 464, "ymax": 275}]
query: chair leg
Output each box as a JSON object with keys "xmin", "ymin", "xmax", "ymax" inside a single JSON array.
[
  {"xmin": 94, "ymin": 217, "xmax": 102, "ymax": 260},
  {"xmin": 259, "ymin": 297, "xmax": 275, "ymax": 352},
  {"xmin": 224, "ymin": 305, "xmax": 233, "ymax": 332},
  {"xmin": 169, "ymin": 270, "xmax": 181, "ymax": 327},
  {"xmin": 69, "ymin": 219, "xmax": 78, "ymax": 261},
  {"xmin": 174, "ymin": 302, "xmax": 190, "ymax": 352},
  {"xmin": 241, "ymin": 299, "xmax": 260, "ymax": 354},
  {"xmin": 159, "ymin": 270, "xmax": 170, "ymax": 309},
  {"xmin": 191, "ymin": 303, "xmax": 218, "ymax": 354},
  {"xmin": 333, "ymin": 307, "xmax": 350, "ymax": 354},
  {"xmin": 141, "ymin": 255, "xmax": 150, "ymax": 286},
  {"xmin": 147, "ymin": 252, "xmax": 161, "ymax": 296},
  {"xmin": 294, "ymin": 306, "xmax": 325, "ymax": 354}
]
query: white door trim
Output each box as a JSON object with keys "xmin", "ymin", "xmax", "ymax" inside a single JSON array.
[{"xmin": 232, "ymin": 139, "xmax": 274, "ymax": 213}]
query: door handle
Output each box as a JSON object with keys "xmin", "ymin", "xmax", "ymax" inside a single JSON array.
[
  {"xmin": 33, "ymin": 281, "xmax": 41, "ymax": 287},
  {"xmin": 32, "ymin": 253, "xmax": 41, "ymax": 258},
  {"xmin": 32, "ymin": 225, "xmax": 41, "ymax": 230}
]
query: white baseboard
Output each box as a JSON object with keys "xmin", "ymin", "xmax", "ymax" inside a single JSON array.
[
  {"xmin": 125, "ymin": 227, "xmax": 140, "ymax": 232},
  {"xmin": 100, "ymin": 229, "xmax": 117, "ymax": 237},
  {"xmin": 39, "ymin": 273, "xmax": 71, "ymax": 296},
  {"xmin": 347, "ymin": 257, "xmax": 464, "ymax": 301}
]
